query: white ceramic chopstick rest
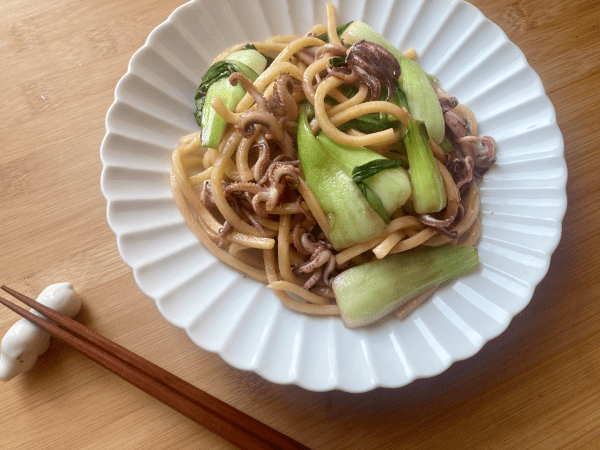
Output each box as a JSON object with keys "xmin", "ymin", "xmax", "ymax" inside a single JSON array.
[{"xmin": 0, "ymin": 282, "xmax": 81, "ymax": 381}]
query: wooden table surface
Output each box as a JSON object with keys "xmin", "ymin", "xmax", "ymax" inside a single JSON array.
[{"xmin": 0, "ymin": 0, "xmax": 597, "ymax": 448}]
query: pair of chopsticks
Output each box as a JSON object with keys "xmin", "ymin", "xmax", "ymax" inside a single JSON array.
[{"xmin": 0, "ymin": 286, "xmax": 310, "ymax": 450}]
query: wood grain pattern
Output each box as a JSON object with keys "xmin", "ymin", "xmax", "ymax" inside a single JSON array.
[{"xmin": 0, "ymin": 0, "xmax": 598, "ymax": 448}]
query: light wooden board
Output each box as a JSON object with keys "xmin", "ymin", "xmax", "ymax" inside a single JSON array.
[{"xmin": 0, "ymin": 0, "xmax": 598, "ymax": 448}]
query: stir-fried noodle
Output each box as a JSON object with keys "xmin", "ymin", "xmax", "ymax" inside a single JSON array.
[{"xmin": 171, "ymin": 4, "xmax": 496, "ymax": 322}]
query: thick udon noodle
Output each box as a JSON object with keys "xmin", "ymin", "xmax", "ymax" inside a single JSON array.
[{"xmin": 171, "ymin": 4, "xmax": 487, "ymax": 321}]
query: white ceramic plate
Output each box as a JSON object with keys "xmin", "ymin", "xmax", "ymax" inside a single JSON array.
[{"xmin": 100, "ymin": 0, "xmax": 566, "ymax": 392}]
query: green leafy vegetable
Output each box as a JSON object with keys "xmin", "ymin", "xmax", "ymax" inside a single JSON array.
[
  {"xmin": 340, "ymin": 21, "xmax": 404, "ymax": 57},
  {"xmin": 440, "ymin": 136, "xmax": 455, "ymax": 154},
  {"xmin": 338, "ymin": 80, "xmax": 408, "ymax": 133},
  {"xmin": 394, "ymin": 86, "xmax": 409, "ymax": 111},
  {"xmin": 198, "ymin": 61, "xmax": 239, "ymax": 93},
  {"xmin": 316, "ymin": 133, "xmax": 411, "ymax": 221},
  {"xmin": 337, "ymin": 84, "xmax": 359, "ymax": 98},
  {"xmin": 340, "ymin": 21, "xmax": 445, "ymax": 143},
  {"xmin": 196, "ymin": 50, "xmax": 267, "ymax": 147},
  {"xmin": 241, "ymin": 43, "xmax": 274, "ymax": 66},
  {"xmin": 194, "ymin": 61, "xmax": 241, "ymax": 127},
  {"xmin": 354, "ymin": 181, "xmax": 391, "ymax": 223},
  {"xmin": 403, "ymin": 119, "xmax": 447, "ymax": 214},
  {"xmin": 350, "ymin": 160, "xmax": 408, "ymax": 223},
  {"xmin": 426, "ymin": 73, "xmax": 439, "ymax": 84},
  {"xmin": 338, "ymin": 113, "xmax": 395, "ymax": 133},
  {"xmin": 399, "ymin": 57, "xmax": 445, "ymax": 144},
  {"xmin": 297, "ymin": 104, "xmax": 387, "ymax": 250},
  {"xmin": 329, "ymin": 55, "xmax": 346, "ymax": 67},
  {"xmin": 333, "ymin": 245, "xmax": 479, "ymax": 328},
  {"xmin": 351, "ymin": 159, "xmax": 407, "ymax": 183},
  {"xmin": 194, "ymin": 97, "xmax": 206, "ymax": 127},
  {"xmin": 316, "ymin": 21, "xmax": 354, "ymax": 43}
]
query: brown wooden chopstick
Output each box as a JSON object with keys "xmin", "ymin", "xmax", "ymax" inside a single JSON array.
[{"xmin": 0, "ymin": 286, "xmax": 310, "ymax": 450}]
